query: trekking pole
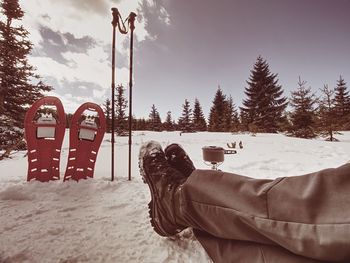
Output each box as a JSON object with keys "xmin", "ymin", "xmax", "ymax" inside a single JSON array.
[
  {"xmin": 127, "ymin": 12, "xmax": 137, "ymax": 181},
  {"xmin": 111, "ymin": 8, "xmax": 118, "ymax": 181},
  {"xmin": 111, "ymin": 8, "xmax": 129, "ymax": 181}
]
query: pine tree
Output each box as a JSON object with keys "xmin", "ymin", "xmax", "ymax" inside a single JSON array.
[
  {"xmin": 239, "ymin": 110, "xmax": 249, "ymax": 132},
  {"xmin": 277, "ymin": 111, "xmax": 292, "ymax": 133},
  {"xmin": 178, "ymin": 99, "xmax": 193, "ymax": 132},
  {"xmin": 172, "ymin": 120, "xmax": 178, "ymax": 131},
  {"xmin": 289, "ymin": 77, "xmax": 317, "ymax": 138},
  {"xmin": 240, "ymin": 56, "xmax": 287, "ymax": 133},
  {"xmin": 115, "ymin": 84, "xmax": 127, "ymax": 135},
  {"xmin": 103, "ymin": 98, "xmax": 112, "ymax": 133},
  {"xmin": 132, "ymin": 115, "xmax": 137, "ymax": 130},
  {"xmin": 208, "ymin": 86, "xmax": 226, "ymax": 132},
  {"xmin": 192, "ymin": 98, "xmax": 207, "ymax": 131},
  {"xmin": 163, "ymin": 111, "xmax": 174, "ymax": 131},
  {"xmin": 224, "ymin": 95, "xmax": 239, "ymax": 132},
  {"xmin": 134, "ymin": 117, "xmax": 147, "ymax": 130},
  {"xmin": 317, "ymin": 84, "xmax": 337, "ymax": 141},
  {"xmin": 0, "ymin": 0, "xmax": 51, "ymax": 152},
  {"xmin": 334, "ymin": 75, "xmax": 350, "ymax": 129},
  {"xmin": 148, "ymin": 104, "xmax": 161, "ymax": 131},
  {"xmin": 140, "ymin": 118, "xmax": 147, "ymax": 130}
]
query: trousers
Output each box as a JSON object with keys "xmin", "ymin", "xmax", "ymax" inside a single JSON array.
[{"xmin": 176, "ymin": 163, "xmax": 350, "ymax": 262}]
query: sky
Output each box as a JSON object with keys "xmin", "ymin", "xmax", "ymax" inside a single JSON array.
[{"xmin": 17, "ymin": 0, "xmax": 350, "ymax": 120}]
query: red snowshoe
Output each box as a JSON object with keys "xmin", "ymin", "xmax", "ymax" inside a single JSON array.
[
  {"xmin": 24, "ymin": 96, "xmax": 66, "ymax": 182},
  {"xmin": 64, "ymin": 102, "xmax": 106, "ymax": 181}
]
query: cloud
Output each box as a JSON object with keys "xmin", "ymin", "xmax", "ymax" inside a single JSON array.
[
  {"xmin": 19, "ymin": 0, "xmax": 173, "ymax": 116},
  {"xmin": 59, "ymin": 0, "xmax": 110, "ymax": 16},
  {"xmin": 29, "ymin": 43, "xmax": 131, "ymax": 112},
  {"xmin": 103, "ymin": 43, "xmax": 128, "ymax": 68},
  {"xmin": 33, "ymin": 26, "xmax": 96, "ymax": 64},
  {"xmin": 137, "ymin": 0, "xmax": 171, "ymax": 40},
  {"xmin": 46, "ymin": 91, "xmax": 88, "ymax": 113},
  {"xmin": 20, "ymin": 0, "xmax": 149, "ymax": 45}
]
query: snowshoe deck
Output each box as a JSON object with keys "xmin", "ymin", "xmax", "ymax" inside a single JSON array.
[
  {"xmin": 64, "ymin": 103, "xmax": 106, "ymax": 181},
  {"xmin": 24, "ymin": 96, "xmax": 66, "ymax": 182}
]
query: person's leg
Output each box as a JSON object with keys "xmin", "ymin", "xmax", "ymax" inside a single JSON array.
[
  {"xmin": 163, "ymin": 144, "xmax": 328, "ymax": 262},
  {"xmin": 178, "ymin": 165, "xmax": 350, "ymax": 262},
  {"xmin": 139, "ymin": 141, "xmax": 350, "ymax": 262},
  {"xmin": 194, "ymin": 230, "xmax": 324, "ymax": 263},
  {"xmin": 163, "ymin": 143, "xmax": 315, "ymax": 262}
]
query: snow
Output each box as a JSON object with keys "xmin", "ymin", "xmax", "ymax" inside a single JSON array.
[{"xmin": 1, "ymin": 131, "xmax": 350, "ymax": 263}]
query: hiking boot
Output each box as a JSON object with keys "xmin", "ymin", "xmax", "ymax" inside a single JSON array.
[
  {"xmin": 165, "ymin": 143, "xmax": 195, "ymax": 177},
  {"xmin": 139, "ymin": 141, "xmax": 186, "ymax": 237}
]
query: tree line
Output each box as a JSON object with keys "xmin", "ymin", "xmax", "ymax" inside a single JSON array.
[{"xmin": 105, "ymin": 56, "xmax": 350, "ymax": 140}]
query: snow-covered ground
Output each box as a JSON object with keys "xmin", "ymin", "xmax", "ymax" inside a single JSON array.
[{"xmin": 1, "ymin": 131, "xmax": 350, "ymax": 263}]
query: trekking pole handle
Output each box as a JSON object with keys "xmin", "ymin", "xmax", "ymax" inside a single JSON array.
[
  {"xmin": 111, "ymin": 8, "xmax": 119, "ymax": 27},
  {"xmin": 128, "ymin": 12, "xmax": 137, "ymax": 31}
]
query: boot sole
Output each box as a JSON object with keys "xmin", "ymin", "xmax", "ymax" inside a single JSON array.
[
  {"xmin": 138, "ymin": 146, "xmax": 175, "ymax": 237},
  {"xmin": 165, "ymin": 143, "xmax": 195, "ymax": 177}
]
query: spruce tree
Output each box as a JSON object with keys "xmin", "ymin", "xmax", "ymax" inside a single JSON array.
[
  {"xmin": 172, "ymin": 120, "xmax": 178, "ymax": 131},
  {"xmin": 178, "ymin": 99, "xmax": 193, "ymax": 132},
  {"xmin": 318, "ymin": 84, "xmax": 337, "ymax": 141},
  {"xmin": 278, "ymin": 111, "xmax": 292, "ymax": 133},
  {"xmin": 334, "ymin": 75, "xmax": 350, "ymax": 129},
  {"xmin": 148, "ymin": 104, "xmax": 161, "ymax": 131},
  {"xmin": 224, "ymin": 95, "xmax": 239, "ymax": 132},
  {"xmin": 289, "ymin": 77, "xmax": 317, "ymax": 138},
  {"xmin": 103, "ymin": 98, "xmax": 112, "ymax": 133},
  {"xmin": 192, "ymin": 98, "xmax": 207, "ymax": 131},
  {"xmin": 132, "ymin": 115, "xmax": 137, "ymax": 130},
  {"xmin": 134, "ymin": 118, "xmax": 147, "ymax": 130},
  {"xmin": 115, "ymin": 84, "xmax": 127, "ymax": 135},
  {"xmin": 240, "ymin": 56, "xmax": 287, "ymax": 133},
  {"xmin": 239, "ymin": 110, "xmax": 249, "ymax": 132},
  {"xmin": 208, "ymin": 86, "xmax": 226, "ymax": 132},
  {"xmin": 0, "ymin": 0, "xmax": 51, "ymax": 152},
  {"xmin": 163, "ymin": 111, "xmax": 174, "ymax": 131}
]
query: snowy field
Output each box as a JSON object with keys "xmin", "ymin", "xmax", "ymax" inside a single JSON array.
[{"xmin": 1, "ymin": 131, "xmax": 350, "ymax": 263}]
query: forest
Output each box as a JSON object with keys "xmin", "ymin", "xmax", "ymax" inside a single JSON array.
[{"xmin": 107, "ymin": 56, "xmax": 350, "ymax": 141}]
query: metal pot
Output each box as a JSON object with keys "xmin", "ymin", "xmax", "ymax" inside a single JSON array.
[{"xmin": 202, "ymin": 146, "xmax": 225, "ymax": 163}]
